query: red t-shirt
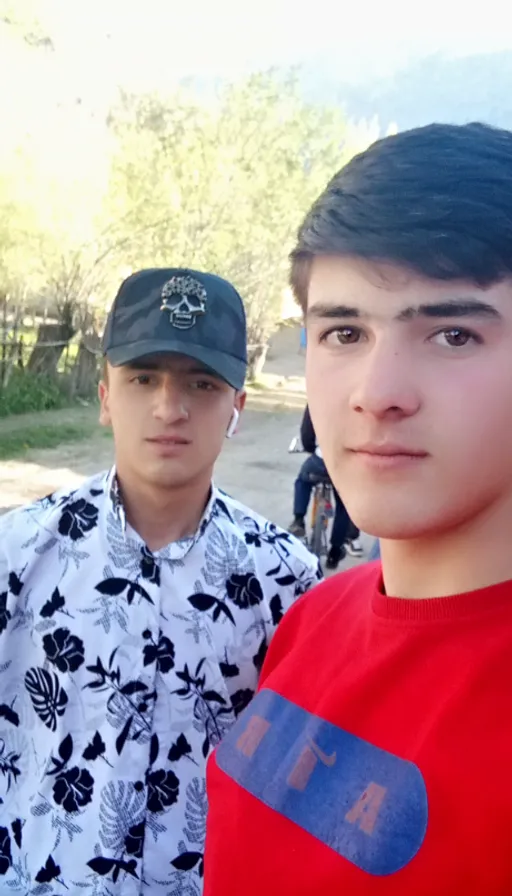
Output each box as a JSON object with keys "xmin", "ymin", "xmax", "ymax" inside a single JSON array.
[{"xmin": 204, "ymin": 563, "xmax": 512, "ymax": 895}]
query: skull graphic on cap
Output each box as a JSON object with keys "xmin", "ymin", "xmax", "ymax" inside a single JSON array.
[{"xmin": 160, "ymin": 275, "xmax": 207, "ymax": 330}]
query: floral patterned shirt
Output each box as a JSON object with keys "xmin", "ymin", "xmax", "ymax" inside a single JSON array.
[{"xmin": 0, "ymin": 469, "xmax": 321, "ymax": 895}]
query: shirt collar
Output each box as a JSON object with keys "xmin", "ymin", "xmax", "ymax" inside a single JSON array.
[{"xmin": 105, "ymin": 466, "xmax": 219, "ymax": 559}]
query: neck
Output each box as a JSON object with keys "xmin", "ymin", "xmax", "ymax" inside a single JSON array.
[
  {"xmin": 381, "ymin": 493, "xmax": 512, "ymax": 599},
  {"xmin": 115, "ymin": 470, "xmax": 212, "ymax": 552}
]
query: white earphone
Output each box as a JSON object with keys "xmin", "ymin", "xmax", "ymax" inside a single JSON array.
[{"xmin": 226, "ymin": 408, "xmax": 239, "ymax": 439}]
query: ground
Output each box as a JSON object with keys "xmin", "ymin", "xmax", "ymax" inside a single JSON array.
[{"xmin": 0, "ymin": 324, "xmax": 372, "ymax": 570}]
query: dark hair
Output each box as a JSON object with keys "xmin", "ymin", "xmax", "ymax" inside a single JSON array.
[{"xmin": 291, "ymin": 122, "xmax": 512, "ymax": 309}]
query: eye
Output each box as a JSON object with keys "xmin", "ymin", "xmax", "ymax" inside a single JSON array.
[
  {"xmin": 431, "ymin": 328, "xmax": 481, "ymax": 348},
  {"xmin": 322, "ymin": 326, "xmax": 363, "ymax": 346},
  {"xmin": 191, "ymin": 380, "xmax": 216, "ymax": 391},
  {"xmin": 132, "ymin": 373, "xmax": 153, "ymax": 385}
]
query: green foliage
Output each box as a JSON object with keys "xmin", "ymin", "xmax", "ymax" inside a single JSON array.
[
  {"xmin": 0, "ymin": 421, "xmax": 92, "ymax": 459},
  {"xmin": 106, "ymin": 72, "xmax": 357, "ymax": 345},
  {"xmin": 0, "ymin": 369, "xmax": 68, "ymax": 417},
  {"xmin": 0, "ymin": 51, "xmax": 373, "ymax": 409}
]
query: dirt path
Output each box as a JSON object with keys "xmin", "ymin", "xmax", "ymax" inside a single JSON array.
[
  {"xmin": 0, "ymin": 325, "xmax": 372, "ymax": 568},
  {"xmin": 0, "ymin": 404, "xmax": 303, "ymax": 522}
]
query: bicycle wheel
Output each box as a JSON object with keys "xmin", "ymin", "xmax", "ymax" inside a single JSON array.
[{"xmin": 311, "ymin": 495, "xmax": 326, "ymax": 557}]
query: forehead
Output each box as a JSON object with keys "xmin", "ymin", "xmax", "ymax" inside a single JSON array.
[{"xmin": 307, "ymin": 256, "xmax": 511, "ymax": 320}]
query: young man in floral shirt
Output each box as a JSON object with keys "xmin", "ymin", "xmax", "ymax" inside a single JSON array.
[{"xmin": 0, "ymin": 268, "xmax": 320, "ymax": 894}]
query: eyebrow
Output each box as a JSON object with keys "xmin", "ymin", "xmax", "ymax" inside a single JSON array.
[{"xmin": 307, "ymin": 299, "xmax": 502, "ymax": 323}]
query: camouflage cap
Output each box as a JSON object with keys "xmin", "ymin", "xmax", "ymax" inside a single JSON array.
[{"xmin": 102, "ymin": 268, "xmax": 247, "ymax": 389}]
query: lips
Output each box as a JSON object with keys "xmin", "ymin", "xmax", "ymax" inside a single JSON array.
[
  {"xmin": 347, "ymin": 444, "xmax": 428, "ymax": 471},
  {"xmin": 146, "ymin": 436, "xmax": 191, "ymax": 446},
  {"xmin": 350, "ymin": 444, "xmax": 427, "ymax": 458},
  {"xmin": 145, "ymin": 436, "xmax": 191, "ymax": 458}
]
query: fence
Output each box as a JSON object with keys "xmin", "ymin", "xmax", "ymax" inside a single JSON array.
[{"xmin": 0, "ymin": 297, "xmax": 101, "ymax": 400}]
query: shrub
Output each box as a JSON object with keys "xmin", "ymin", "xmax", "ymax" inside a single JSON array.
[{"xmin": 0, "ymin": 369, "xmax": 68, "ymax": 417}]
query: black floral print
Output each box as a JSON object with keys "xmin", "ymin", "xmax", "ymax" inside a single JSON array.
[
  {"xmin": 35, "ymin": 855, "xmax": 63, "ymax": 885},
  {"xmin": 124, "ymin": 820, "xmax": 145, "ymax": 858},
  {"xmin": 0, "ymin": 592, "xmax": 11, "ymax": 635},
  {"xmin": 0, "ymin": 467, "xmax": 320, "ymax": 892},
  {"xmin": 231, "ymin": 688, "xmax": 255, "ymax": 717},
  {"xmin": 253, "ymin": 637, "xmax": 268, "ymax": 673},
  {"xmin": 244, "ymin": 530, "xmax": 262, "ymax": 547},
  {"xmin": 140, "ymin": 547, "xmax": 161, "ymax": 585},
  {"xmin": 87, "ymin": 855, "xmax": 138, "ymax": 883},
  {"xmin": 8, "ymin": 571, "xmax": 23, "ymax": 597},
  {"xmin": 11, "ymin": 819, "xmax": 22, "ymax": 850},
  {"xmin": 82, "ymin": 730, "xmax": 109, "ymax": 764},
  {"xmin": 43, "ymin": 627, "xmax": 85, "ymax": 673},
  {"xmin": 226, "ymin": 572, "xmax": 264, "ymax": 609},
  {"xmin": 58, "ymin": 498, "xmax": 99, "ymax": 540},
  {"xmin": 171, "ymin": 850, "xmax": 204, "ymax": 875},
  {"xmin": 0, "ymin": 827, "xmax": 12, "ymax": 875},
  {"xmin": 24, "ymin": 667, "xmax": 68, "ymax": 731},
  {"xmin": 0, "ymin": 701, "xmax": 19, "ymax": 727},
  {"xmin": 45, "ymin": 734, "xmax": 95, "ymax": 813},
  {"xmin": 40, "ymin": 588, "xmax": 66, "ymax": 618},
  {"xmin": 52, "ymin": 767, "xmax": 94, "ymax": 812},
  {"xmin": 0, "ymin": 740, "xmax": 21, "ymax": 790},
  {"xmin": 143, "ymin": 632, "xmax": 175, "ymax": 673},
  {"xmin": 147, "ymin": 768, "xmax": 180, "ymax": 813}
]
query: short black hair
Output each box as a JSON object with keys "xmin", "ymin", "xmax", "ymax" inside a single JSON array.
[{"xmin": 291, "ymin": 122, "xmax": 512, "ymax": 309}]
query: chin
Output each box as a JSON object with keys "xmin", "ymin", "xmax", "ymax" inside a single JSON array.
[
  {"xmin": 346, "ymin": 498, "xmax": 449, "ymax": 541},
  {"xmin": 353, "ymin": 496, "xmax": 493, "ymax": 542},
  {"xmin": 154, "ymin": 475, "xmax": 195, "ymax": 491},
  {"xmin": 144, "ymin": 464, "xmax": 195, "ymax": 490}
]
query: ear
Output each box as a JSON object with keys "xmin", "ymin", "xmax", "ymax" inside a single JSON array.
[
  {"xmin": 98, "ymin": 378, "xmax": 111, "ymax": 427},
  {"xmin": 226, "ymin": 391, "xmax": 246, "ymax": 439},
  {"xmin": 226, "ymin": 409, "xmax": 238, "ymax": 439},
  {"xmin": 235, "ymin": 390, "xmax": 246, "ymax": 414}
]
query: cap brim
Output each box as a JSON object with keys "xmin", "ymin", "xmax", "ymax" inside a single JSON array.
[{"xmin": 105, "ymin": 340, "xmax": 246, "ymax": 390}]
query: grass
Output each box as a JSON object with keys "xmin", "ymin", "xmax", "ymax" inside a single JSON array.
[
  {"xmin": 246, "ymin": 378, "xmax": 271, "ymax": 391},
  {"xmin": 0, "ymin": 370, "xmax": 70, "ymax": 418},
  {"xmin": 246, "ymin": 373, "xmax": 286, "ymax": 391},
  {"xmin": 0, "ymin": 422, "xmax": 97, "ymax": 460}
]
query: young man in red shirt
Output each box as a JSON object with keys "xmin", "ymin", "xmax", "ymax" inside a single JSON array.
[{"xmin": 203, "ymin": 122, "xmax": 512, "ymax": 894}]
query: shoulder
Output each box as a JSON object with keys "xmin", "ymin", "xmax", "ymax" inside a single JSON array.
[
  {"xmin": 0, "ymin": 471, "xmax": 109, "ymax": 562},
  {"xmin": 292, "ymin": 562, "xmax": 381, "ymax": 625},
  {"xmin": 259, "ymin": 562, "xmax": 381, "ymax": 678},
  {"xmin": 213, "ymin": 489, "xmax": 322, "ymax": 586},
  {"xmin": 213, "ymin": 489, "xmax": 315, "ymax": 568}
]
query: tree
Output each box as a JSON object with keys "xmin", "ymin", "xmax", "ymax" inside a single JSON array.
[
  {"xmin": 0, "ymin": 0, "xmax": 54, "ymax": 49},
  {"xmin": 0, "ymin": 60, "xmax": 373, "ymax": 393},
  {"xmin": 106, "ymin": 72, "xmax": 363, "ymax": 375}
]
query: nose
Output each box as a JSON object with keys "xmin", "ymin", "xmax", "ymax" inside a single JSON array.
[
  {"xmin": 349, "ymin": 337, "xmax": 421, "ymax": 420},
  {"xmin": 152, "ymin": 379, "xmax": 189, "ymax": 425}
]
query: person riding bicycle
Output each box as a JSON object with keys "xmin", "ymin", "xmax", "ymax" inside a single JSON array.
[{"xmin": 288, "ymin": 405, "xmax": 363, "ymax": 568}]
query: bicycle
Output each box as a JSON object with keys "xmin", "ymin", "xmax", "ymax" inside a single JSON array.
[{"xmin": 288, "ymin": 437, "xmax": 334, "ymax": 559}]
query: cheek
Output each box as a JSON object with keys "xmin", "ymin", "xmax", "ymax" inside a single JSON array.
[
  {"xmin": 437, "ymin": 365, "xmax": 512, "ymax": 459},
  {"xmin": 306, "ymin": 351, "xmax": 349, "ymax": 442},
  {"xmin": 108, "ymin": 392, "xmax": 147, "ymax": 434},
  {"xmin": 192, "ymin": 402, "xmax": 231, "ymax": 445}
]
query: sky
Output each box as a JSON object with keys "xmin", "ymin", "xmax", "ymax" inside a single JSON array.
[
  {"xmin": 37, "ymin": 0, "xmax": 512, "ymax": 94},
  {"xmin": 2, "ymin": 0, "xmax": 512, "ymax": 146}
]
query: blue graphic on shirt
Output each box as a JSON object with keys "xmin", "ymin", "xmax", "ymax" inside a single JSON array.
[{"xmin": 216, "ymin": 689, "xmax": 428, "ymax": 876}]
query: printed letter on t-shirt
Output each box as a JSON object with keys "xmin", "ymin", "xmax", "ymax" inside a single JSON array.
[{"xmin": 345, "ymin": 782, "xmax": 388, "ymax": 835}]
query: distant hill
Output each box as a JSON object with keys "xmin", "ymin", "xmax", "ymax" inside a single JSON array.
[{"xmin": 304, "ymin": 51, "xmax": 512, "ymax": 132}]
